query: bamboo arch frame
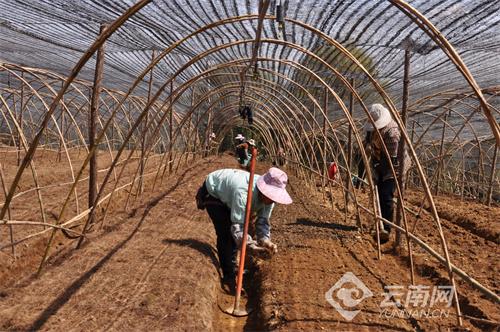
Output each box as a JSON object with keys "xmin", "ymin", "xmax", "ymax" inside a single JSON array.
[{"xmin": 0, "ymin": 1, "xmax": 498, "ymax": 326}]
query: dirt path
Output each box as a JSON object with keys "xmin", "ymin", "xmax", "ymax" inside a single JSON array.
[
  {"xmin": 0, "ymin": 154, "xmax": 498, "ymax": 331},
  {"xmin": 256, "ymin": 172, "xmax": 499, "ymax": 331},
  {"xmin": 0, "ymin": 157, "xmax": 225, "ymax": 331}
]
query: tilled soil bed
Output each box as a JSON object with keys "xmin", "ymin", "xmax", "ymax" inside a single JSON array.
[{"xmin": 0, "ymin": 154, "xmax": 498, "ymax": 331}]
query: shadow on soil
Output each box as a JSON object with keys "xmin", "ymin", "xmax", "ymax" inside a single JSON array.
[
  {"xmin": 162, "ymin": 238, "xmax": 221, "ymax": 279},
  {"xmin": 295, "ymin": 218, "xmax": 358, "ymax": 232},
  {"xmin": 29, "ymin": 217, "xmax": 146, "ymax": 330},
  {"xmin": 28, "ymin": 168, "xmax": 189, "ymax": 330}
]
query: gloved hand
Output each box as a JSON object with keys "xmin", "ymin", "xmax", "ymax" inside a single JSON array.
[
  {"xmin": 248, "ymin": 242, "xmax": 266, "ymax": 253},
  {"xmin": 258, "ymin": 239, "xmax": 278, "ymax": 254}
]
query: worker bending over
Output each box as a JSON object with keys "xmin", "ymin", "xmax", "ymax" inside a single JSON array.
[
  {"xmin": 196, "ymin": 167, "xmax": 292, "ymax": 288},
  {"xmin": 235, "ymin": 138, "xmax": 255, "ymax": 170}
]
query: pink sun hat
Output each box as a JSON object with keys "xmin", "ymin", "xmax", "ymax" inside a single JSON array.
[{"xmin": 256, "ymin": 167, "xmax": 293, "ymax": 205}]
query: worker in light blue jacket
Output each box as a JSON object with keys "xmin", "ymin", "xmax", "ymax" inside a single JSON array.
[{"xmin": 195, "ymin": 167, "xmax": 292, "ymax": 287}]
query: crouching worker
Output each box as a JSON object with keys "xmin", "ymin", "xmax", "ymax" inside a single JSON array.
[
  {"xmin": 195, "ymin": 167, "xmax": 292, "ymax": 289},
  {"xmin": 235, "ymin": 139, "xmax": 256, "ymax": 170}
]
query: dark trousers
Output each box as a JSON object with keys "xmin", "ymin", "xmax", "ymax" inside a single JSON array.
[
  {"xmin": 377, "ymin": 178, "xmax": 396, "ymax": 232},
  {"xmin": 206, "ymin": 200, "xmax": 237, "ymax": 280}
]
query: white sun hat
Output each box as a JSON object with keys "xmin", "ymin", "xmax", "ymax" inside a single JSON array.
[
  {"xmin": 256, "ymin": 167, "xmax": 293, "ymax": 205},
  {"xmin": 235, "ymin": 134, "xmax": 245, "ymax": 140},
  {"xmin": 247, "ymin": 139, "xmax": 255, "ymax": 146},
  {"xmin": 364, "ymin": 104, "xmax": 392, "ymax": 131}
]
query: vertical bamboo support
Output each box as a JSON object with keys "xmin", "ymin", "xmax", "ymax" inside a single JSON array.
[
  {"xmin": 139, "ymin": 50, "xmax": 155, "ymax": 194},
  {"xmin": 395, "ymin": 44, "xmax": 415, "ymax": 284},
  {"xmin": 461, "ymin": 151, "xmax": 465, "ymax": 201},
  {"xmin": 396, "ymin": 46, "xmax": 410, "ymax": 246},
  {"xmin": 321, "ymin": 87, "xmax": 327, "ymax": 203},
  {"xmin": 374, "ymin": 185, "xmax": 382, "ymax": 260},
  {"xmin": 168, "ymin": 80, "xmax": 174, "ymax": 173},
  {"xmin": 408, "ymin": 120, "xmax": 416, "ymax": 188},
  {"xmin": 17, "ymin": 72, "xmax": 24, "ymax": 166},
  {"xmin": 87, "ymin": 23, "xmax": 107, "ymax": 229},
  {"xmin": 486, "ymin": 141, "xmax": 498, "ymax": 206},
  {"xmin": 346, "ymin": 79, "xmax": 354, "ymax": 213},
  {"xmin": 205, "ymin": 106, "xmax": 212, "ymax": 158},
  {"xmin": 192, "ymin": 110, "xmax": 198, "ymax": 162},
  {"xmin": 110, "ymin": 123, "xmax": 114, "ymax": 151},
  {"xmin": 477, "ymin": 141, "xmax": 482, "ymax": 200},
  {"xmin": 57, "ymin": 81, "xmax": 64, "ymax": 163},
  {"xmin": 0, "ymin": 164, "xmax": 15, "ymax": 256},
  {"xmin": 435, "ymin": 110, "xmax": 448, "ymax": 195},
  {"xmin": 185, "ymin": 86, "xmax": 195, "ymax": 164},
  {"xmin": 7, "ymin": 72, "xmax": 14, "ymax": 149}
]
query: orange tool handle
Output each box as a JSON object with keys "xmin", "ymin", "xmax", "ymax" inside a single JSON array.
[{"xmin": 233, "ymin": 146, "xmax": 257, "ymax": 310}]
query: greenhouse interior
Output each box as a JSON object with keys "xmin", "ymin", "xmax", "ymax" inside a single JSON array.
[{"xmin": 0, "ymin": 0, "xmax": 498, "ymax": 331}]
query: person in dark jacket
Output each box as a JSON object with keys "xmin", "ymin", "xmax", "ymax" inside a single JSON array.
[
  {"xmin": 235, "ymin": 139, "xmax": 255, "ymax": 170},
  {"xmin": 363, "ymin": 104, "xmax": 410, "ymax": 244}
]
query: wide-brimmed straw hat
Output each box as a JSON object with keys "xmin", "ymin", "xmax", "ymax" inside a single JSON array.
[
  {"xmin": 256, "ymin": 167, "xmax": 293, "ymax": 205},
  {"xmin": 364, "ymin": 104, "xmax": 392, "ymax": 131},
  {"xmin": 247, "ymin": 139, "xmax": 255, "ymax": 146},
  {"xmin": 235, "ymin": 134, "xmax": 245, "ymax": 140}
]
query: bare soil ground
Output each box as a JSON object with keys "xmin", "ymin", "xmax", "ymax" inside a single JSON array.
[
  {"xmin": 257, "ymin": 182, "xmax": 499, "ymax": 331},
  {"xmin": 0, "ymin": 152, "xmax": 224, "ymax": 331},
  {"xmin": 0, "ymin": 153, "xmax": 498, "ymax": 331}
]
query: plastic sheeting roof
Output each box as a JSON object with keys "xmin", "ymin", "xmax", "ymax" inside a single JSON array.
[{"xmin": 0, "ymin": 0, "xmax": 499, "ymax": 137}]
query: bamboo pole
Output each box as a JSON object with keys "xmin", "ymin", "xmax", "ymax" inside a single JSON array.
[
  {"xmin": 0, "ymin": 164, "xmax": 15, "ymax": 256},
  {"xmin": 409, "ymin": 120, "xmax": 416, "ymax": 188},
  {"xmin": 57, "ymin": 81, "xmax": 64, "ymax": 163},
  {"xmin": 17, "ymin": 72, "xmax": 24, "ymax": 166},
  {"xmin": 321, "ymin": 88, "xmax": 327, "ymax": 203},
  {"xmin": 396, "ymin": 43, "xmax": 410, "ymax": 246},
  {"xmin": 374, "ymin": 185, "xmax": 382, "ymax": 260},
  {"xmin": 86, "ymin": 23, "xmax": 107, "ymax": 232},
  {"xmin": 486, "ymin": 141, "xmax": 498, "ymax": 206},
  {"xmin": 2, "ymin": 220, "xmax": 84, "ymax": 236},
  {"xmin": 346, "ymin": 79, "xmax": 354, "ymax": 216},
  {"xmin": 139, "ymin": 50, "xmax": 155, "ymax": 195},
  {"xmin": 168, "ymin": 81, "xmax": 174, "ymax": 173},
  {"xmin": 435, "ymin": 110, "xmax": 449, "ymax": 195},
  {"xmin": 395, "ymin": 42, "xmax": 415, "ymax": 285},
  {"xmin": 74, "ymin": 24, "xmax": 108, "ymax": 249}
]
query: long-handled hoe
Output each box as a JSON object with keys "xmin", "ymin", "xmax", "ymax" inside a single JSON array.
[{"xmin": 221, "ymin": 147, "xmax": 257, "ymax": 317}]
